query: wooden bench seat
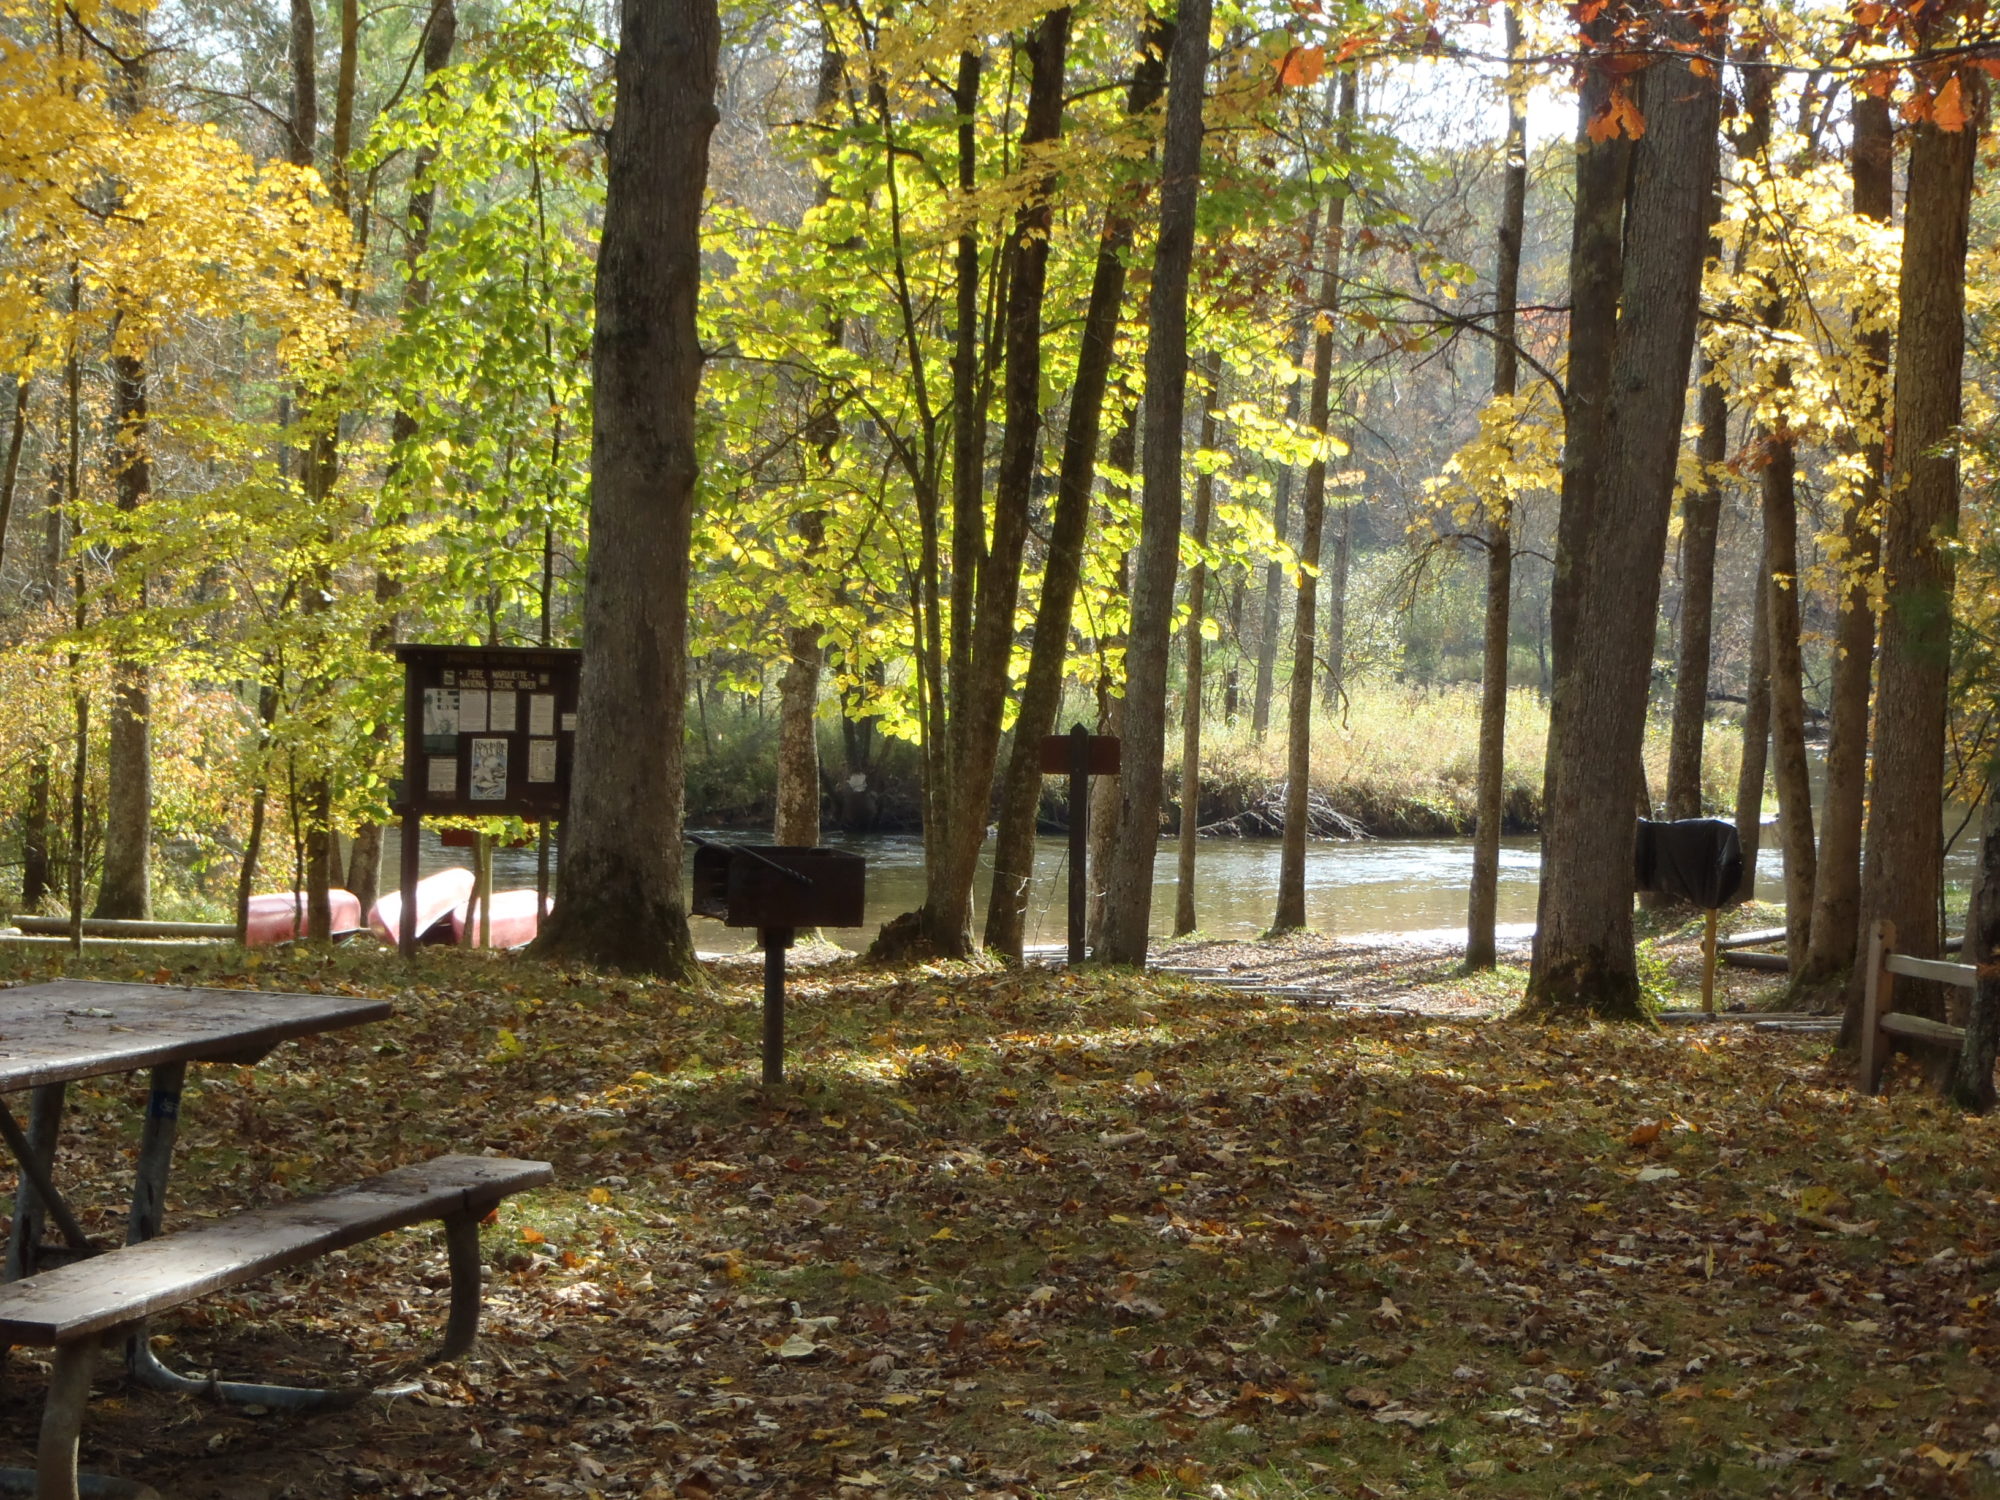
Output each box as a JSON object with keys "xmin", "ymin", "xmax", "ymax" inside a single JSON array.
[{"xmin": 0, "ymin": 1154, "xmax": 551, "ymax": 1500}]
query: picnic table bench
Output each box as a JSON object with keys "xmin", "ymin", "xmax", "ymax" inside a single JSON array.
[
  {"xmin": 0, "ymin": 981, "xmax": 554, "ymax": 1500},
  {"xmin": 2, "ymin": 1156, "xmax": 549, "ymax": 1500}
]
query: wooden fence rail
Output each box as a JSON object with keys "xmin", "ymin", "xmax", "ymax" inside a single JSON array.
[{"xmin": 1859, "ymin": 918, "xmax": 1977, "ymax": 1094}]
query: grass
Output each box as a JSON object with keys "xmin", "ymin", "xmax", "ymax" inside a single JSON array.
[
  {"xmin": 1, "ymin": 939, "xmax": 1994, "ymax": 1498},
  {"xmin": 1185, "ymin": 685, "xmax": 1745, "ymax": 837}
]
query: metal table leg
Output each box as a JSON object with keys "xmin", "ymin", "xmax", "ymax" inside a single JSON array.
[{"xmin": 4, "ymin": 1085, "xmax": 68, "ymax": 1281}]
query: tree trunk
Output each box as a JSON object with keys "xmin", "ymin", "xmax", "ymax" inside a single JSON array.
[
  {"xmin": 1732, "ymin": 561, "xmax": 1771, "ymax": 903},
  {"xmin": 1097, "ymin": 0, "xmax": 1212, "ymax": 965},
  {"xmin": 1524, "ymin": 30, "xmax": 1718, "ymax": 1020},
  {"xmin": 1665, "ymin": 366, "xmax": 1724, "ymax": 820},
  {"xmin": 983, "ymin": 21, "xmax": 1169, "ymax": 960},
  {"xmin": 1086, "ymin": 415, "xmax": 1136, "ymax": 954},
  {"xmin": 916, "ymin": 11, "xmax": 1071, "ymax": 955},
  {"xmin": 1466, "ymin": 4, "xmax": 1526, "ymax": 971},
  {"xmin": 1250, "ymin": 280, "xmax": 1311, "ymax": 742},
  {"xmin": 1763, "ymin": 426, "xmax": 1816, "ymax": 968},
  {"xmin": 1799, "ymin": 88, "xmax": 1890, "ymax": 992},
  {"xmin": 93, "ymin": 350, "xmax": 151, "ymax": 921},
  {"xmin": 1322, "ymin": 503, "xmax": 1351, "ymax": 710},
  {"xmin": 1952, "ymin": 790, "xmax": 2000, "ymax": 1110},
  {"xmin": 1272, "ymin": 72, "xmax": 1357, "ymax": 935},
  {"xmin": 533, "ymin": 0, "xmax": 718, "ymax": 975},
  {"xmin": 93, "ymin": 7, "xmax": 153, "ymax": 920},
  {"xmin": 1842, "ymin": 71, "xmax": 1982, "ymax": 1042},
  {"xmin": 21, "ymin": 756, "xmax": 50, "ymax": 910},
  {"xmin": 1174, "ymin": 353, "xmax": 1222, "ymax": 937}
]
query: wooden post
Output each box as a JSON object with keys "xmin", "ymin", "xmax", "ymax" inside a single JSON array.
[
  {"xmin": 1701, "ymin": 907, "xmax": 1718, "ymax": 1015},
  {"xmin": 1860, "ymin": 917, "xmax": 1895, "ymax": 1095},
  {"xmin": 399, "ymin": 658, "xmax": 424, "ymax": 960},
  {"xmin": 476, "ymin": 833, "xmax": 493, "ymax": 949},
  {"xmin": 762, "ymin": 926, "xmax": 793, "ymax": 1086},
  {"xmin": 1069, "ymin": 723, "xmax": 1090, "ymax": 967}
]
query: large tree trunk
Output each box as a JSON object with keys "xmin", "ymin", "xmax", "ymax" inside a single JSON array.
[
  {"xmin": 983, "ymin": 20, "xmax": 1169, "ymax": 960},
  {"xmin": 1842, "ymin": 71, "xmax": 1982, "ymax": 1042},
  {"xmin": 1664, "ymin": 365, "xmax": 1724, "ymax": 820},
  {"xmin": 1174, "ymin": 354, "xmax": 1223, "ymax": 937},
  {"xmin": 1272, "ymin": 72, "xmax": 1356, "ymax": 935},
  {"xmin": 1799, "ymin": 88, "xmax": 1890, "ymax": 992},
  {"xmin": 1096, "ymin": 0, "xmax": 1211, "ymax": 965},
  {"xmin": 93, "ymin": 7, "xmax": 153, "ymax": 920},
  {"xmin": 1524, "ymin": 30, "xmax": 1719, "ymax": 1020},
  {"xmin": 533, "ymin": 0, "xmax": 718, "ymax": 975},
  {"xmin": 1466, "ymin": 3, "xmax": 1526, "ymax": 971},
  {"xmin": 916, "ymin": 11, "xmax": 1070, "ymax": 955}
]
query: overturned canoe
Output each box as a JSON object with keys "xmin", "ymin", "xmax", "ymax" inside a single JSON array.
[
  {"xmin": 244, "ymin": 889, "xmax": 363, "ymax": 945},
  {"xmin": 451, "ymin": 888, "xmax": 547, "ymax": 950},
  {"xmin": 369, "ymin": 868, "xmax": 477, "ymax": 946}
]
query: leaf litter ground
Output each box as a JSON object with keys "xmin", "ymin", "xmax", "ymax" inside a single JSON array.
[{"xmin": 0, "ymin": 933, "xmax": 1996, "ymax": 1499}]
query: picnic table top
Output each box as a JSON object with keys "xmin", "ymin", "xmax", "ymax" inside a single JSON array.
[{"xmin": 0, "ymin": 980, "xmax": 391, "ymax": 1092}]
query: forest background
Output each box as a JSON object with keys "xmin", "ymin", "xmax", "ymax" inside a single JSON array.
[{"xmin": 0, "ymin": 0, "xmax": 1994, "ymax": 1020}]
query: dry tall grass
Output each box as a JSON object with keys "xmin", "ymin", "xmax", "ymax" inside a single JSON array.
[{"xmin": 1180, "ymin": 683, "xmax": 1745, "ymax": 836}]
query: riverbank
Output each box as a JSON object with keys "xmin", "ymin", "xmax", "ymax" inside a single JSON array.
[{"xmin": 690, "ymin": 685, "xmax": 1747, "ymax": 840}]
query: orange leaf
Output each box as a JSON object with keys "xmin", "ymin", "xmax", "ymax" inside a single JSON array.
[
  {"xmin": 521, "ymin": 1226, "xmax": 546, "ymax": 1244},
  {"xmin": 1628, "ymin": 1121, "xmax": 1663, "ymax": 1147},
  {"xmin": 1934, "ymin": 74, "xmax": 1967, "ymax": 131},
  {"xmin": 1276, "ymin": 44, "xmax": 1326, "ymax": 89},
  {"xmin": 1586, "ymin": 83, "xmax": 1647, "ymax": 141}
]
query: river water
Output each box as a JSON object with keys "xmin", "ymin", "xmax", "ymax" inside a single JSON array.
[{"xmin": 383, "ymin": 822, "xmax": 1954, "ymax": 956}]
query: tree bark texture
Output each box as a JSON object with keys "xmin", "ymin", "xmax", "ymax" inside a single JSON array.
[
  {"xmin": 1763, "ymin": 426, "xmax": 1816, "ymax": 970},
  {"xmin": 1086, "ymin": 417, "xmax": 1136, "ymax": 954},
  {"xmin": 983, "ymin": 21, "xmax": 1169, "ymax": 960},
  {"xmin": 1951, "ymin": 791, "xmax": 2000, "ymax": 1110},
  {"xmin": 1271, "ymin": 72, "xmax": 1355, "ymax": 935},
  {"xmin": 1097, "ymin": 0, "xmax": 1211, "ymax": 966},
  {"xmin": 918, "ymin": 12, "xmax": 1070, "ymax": 954},
  {"xmin": 1665, "ymin": 365, "xmax": 1724, "ymax": 821},
  {"xmin": 1799, "ymin": 88, "xmax": 1890, "ymax": 992},
  {"xmin": 1525, "ymin": 35, "xmax": 1718, "ymax": 1020},
  {"xmin": 94, "ymin": 10, "xmax": 153, "ymax": 920},
  {"xmin": 1466, "ymin": 2, "xmax": 1526, "ymax": 972},
  {"xmin": 1174, "ymin": 354, "xmax": 1222, "ymax": 937},
  {"xmin": 1843, "ymin": 76, "xmax": 1982, "ymax": 1041},
  {"xmin": 534, "ymin": 0, "xmax": 719, "ymax": 975},
  {"xmin": 1732, "ymin": 560, "xmax": 1770, "ymax": 903}
]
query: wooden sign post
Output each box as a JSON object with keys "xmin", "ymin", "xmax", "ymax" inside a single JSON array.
[{"xmin": 1038, "ymin": 725, "xmax": 1120, "ymax": 966}]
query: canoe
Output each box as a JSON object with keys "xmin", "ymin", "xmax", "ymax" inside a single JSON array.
[
  {"xmin": 369, "ymin": 868, "xmax": 477, "ymax": 945},
  {"xmin": 450, "ymin": 888, "xmax": 547, "ymax": 950},
  {"xmin": 244, "ymin": 889, "xmax": 363, "ymax": 945}
]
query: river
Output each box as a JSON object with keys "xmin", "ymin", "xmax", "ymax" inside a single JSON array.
[{"xmin": 383, "ymin": 822, "xmax": 1971, "ymax": 955}]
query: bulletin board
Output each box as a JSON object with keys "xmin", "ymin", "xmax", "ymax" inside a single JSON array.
[{"xmin": 394, "ymin": 644, "xmax": 582, "ymax": 820}]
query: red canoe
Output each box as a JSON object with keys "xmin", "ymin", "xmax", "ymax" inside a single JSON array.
[
  {"xmin": 244, "ymin": 889, "xmax": 363, "ymax": 945},
  {"xmin": 369, "ymin": 868, "xmax": 477, "ymax": 945},
  {"xmin": 450, "ymin": 888, "xmax": 548, "ymax": 950}
]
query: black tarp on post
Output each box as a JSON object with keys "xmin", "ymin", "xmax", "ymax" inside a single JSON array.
[{"xmin": 1634, "ymin": 818, "xmax": 1745, "ymax": 1014}]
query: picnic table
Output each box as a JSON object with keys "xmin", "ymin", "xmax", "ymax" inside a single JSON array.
[{"xmin": 0, "ymin": 979, "xmax": 392, "ymax": 1289}]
